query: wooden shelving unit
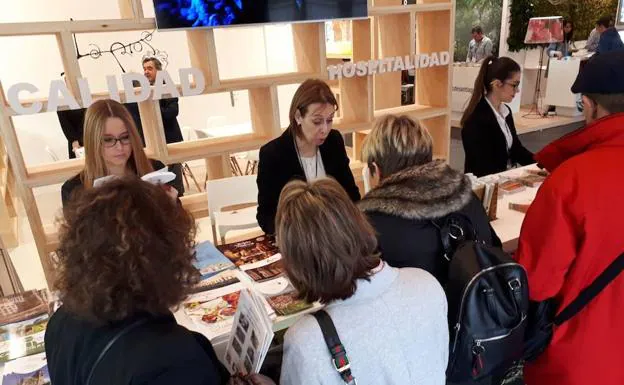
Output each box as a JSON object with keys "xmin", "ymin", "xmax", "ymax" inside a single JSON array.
[{"xmin": 0, "ymin": 0, "xmax": 455, "ymax": 288}]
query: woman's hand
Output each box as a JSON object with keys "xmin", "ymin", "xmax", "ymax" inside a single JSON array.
[{"xmin": 227, "ymin": 373, "xmax": 276, "ymax": 385}]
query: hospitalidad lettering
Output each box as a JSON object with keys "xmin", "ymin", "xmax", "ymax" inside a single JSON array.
[
  {"xmin": 327, "ymin": 52, "xmax": 451, "ymax": 80},
  {"xmin": 7, "ymin": 68, "xmax": 205, "ymax": 115}
]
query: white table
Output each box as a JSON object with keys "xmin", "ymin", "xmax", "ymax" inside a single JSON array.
[{"xmin": 487, "ymin": 165, "xmax": 541, "ymax": 252}]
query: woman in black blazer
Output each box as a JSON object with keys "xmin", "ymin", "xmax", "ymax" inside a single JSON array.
[
  {"xmin": 256, "ymin": 79, "xmax": 360, "ymax": 234},
  {"xmin": 461, "ymin": 56, "xmax": 534, "ymax": 177}
]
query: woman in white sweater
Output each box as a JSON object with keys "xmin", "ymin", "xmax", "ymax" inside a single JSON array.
[{"xmin": 275, "ymin": 178, "xmax": 449, "ymax": 385}]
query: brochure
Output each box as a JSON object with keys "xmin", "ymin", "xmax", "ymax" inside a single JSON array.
[
  {"xmin": 218, "ymin": 235, "xmax": 279, "ymax": 268},
  {"xmin": 266, "ymin": 292, "xmax": 313, "ymax": 317},
  {"xmin": 224, "ymin": 289, "xmax": 274, "ymax": 375},
  {"xmin": 0, "ymin": 315, "xmax": 48, "ymax": 363},
  {"xmin": 0, "ymin": 352, "xmax": 49, "ymax": 385},
  {"xmin": 93, "ymin": 167, "xmax": 176, "ymax": 188},
  {"xmin": 193, "ymin": 241, "xmax": 236, "ymax": 281},
  {"xmin": 182, "ymin": 283, "xmax": 244, "ymax": 340},
  {"xmin": 0, "ymin": 291, "xmax": 48, "ymax": 327}
]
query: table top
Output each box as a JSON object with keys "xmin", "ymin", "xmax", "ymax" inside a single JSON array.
[{"xmin": 488, "ymin": 165, "xmax": 541, "ymax": 251}]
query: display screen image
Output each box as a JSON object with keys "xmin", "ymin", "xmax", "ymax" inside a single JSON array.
[{"xmin": 153, "ymin": 0, "xmax": 368, "ymax": 30}]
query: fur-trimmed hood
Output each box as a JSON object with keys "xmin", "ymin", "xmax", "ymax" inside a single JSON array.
[{"xmin": 359, "ymin": 160, "xmax": 473, "ymax": 220}]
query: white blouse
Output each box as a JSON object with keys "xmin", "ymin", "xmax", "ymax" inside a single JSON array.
[
  {"xmin": 485, "ymin": 97, "xmax": 513, "ymax": 150},
  {"xmin": 300, "ymin": 152, "xmax": 326, "ymax": 181}
]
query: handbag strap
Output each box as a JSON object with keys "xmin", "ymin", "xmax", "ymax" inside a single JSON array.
[
  {"xmin": 312, "ymin": 310, "xmax": 356, "ymax": 385},
  {"xmin": 430, "ymin": 213, "xmax": 477, "ymax": 261},
  {"xmin": 554, "ymin": 251, "xmax": 624, "ymax": 325},
  {"xmin": 85, "ymin": 318, "xmax": 149, "ymax": 385}
]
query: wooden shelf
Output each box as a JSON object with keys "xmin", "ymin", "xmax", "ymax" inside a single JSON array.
[
  {"xmin": 375, "ymin": 105, "xmax": 448, "ymax": 120},
  {"xmin": 369, "ymin": 3, "xmax": 452, "ymax": 16},
  {"xmin": 166, "ymin": 134, "xmax": 269, "ymax": 164},
  {"xmin": 25, "ymin": 159, "xmax": 84, "ymax": 188},
  {"xmin": 215, "ymin": 72, "xmax": 325, "ymax": 91},
  {"xmin": 0, "ymin": 18, "xmax": 156, "ymax": 36},
  {"xmin": 334, "ymin": 120, "xmax": 373, "ymax": 134}
]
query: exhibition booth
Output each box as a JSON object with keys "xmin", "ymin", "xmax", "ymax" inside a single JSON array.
[{"xmin": 0, "ymin": 0, "xmax": 622, "ymax": 380}]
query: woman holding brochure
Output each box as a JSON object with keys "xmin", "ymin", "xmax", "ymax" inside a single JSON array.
[
  {"xmin": 61, "ymin": 99, "xmax": 182, "ymax": 206},
  {"xmin": 276, "ymin": 178, "xmax": 448, "ymax": 385}
]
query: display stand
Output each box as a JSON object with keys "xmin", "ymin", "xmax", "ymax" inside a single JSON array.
[
  {"xmin": 523, "ymin": 45, "xmax": 546, "ymax": 118},
  {"xmin": 0, "ymin": 0, "xmax": 455, "ymax": 288}
]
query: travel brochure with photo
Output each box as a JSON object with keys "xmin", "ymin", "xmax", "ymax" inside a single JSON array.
[
  {"xmin": 0, "ymin": 315, "xmax": 48, "ymax": 363},
  {"xmin": 0, "ymin": 352, "xmax": 49, "ymax": 385},
  {"xmin": 194, "ymin": 241, "xmax": 237, "ymax": 281},
  {"xmin": 183, "ymin": 283, "xmax": 244, "ymax": 339},
  {"xmin": 218, "ymin": 235, "xmax": 280, "ymax": 268},
  {"xmin": 266, "ymin": 292, "xmax": 313, "ymax": 317},
  {"xmin": 0, "ymin": 290, "xmax": 49, "ymax": 327},
  {"xmin": 239, "ymin": 256, "xmax": 285, "ymax": 283}
]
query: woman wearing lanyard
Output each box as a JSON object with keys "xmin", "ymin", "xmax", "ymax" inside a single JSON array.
[
  {"xmin": 256, "ymin": 79, "xmax": 360, "ymax": 234},
  {"xmin": 461, "ymin": 56, "xmax": 534, "ymax": 177}
]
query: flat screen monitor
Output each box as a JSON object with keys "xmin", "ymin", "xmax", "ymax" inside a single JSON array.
[{"xmin": 153, "ymin": 0, "xmax": 368, "ymax": 30}]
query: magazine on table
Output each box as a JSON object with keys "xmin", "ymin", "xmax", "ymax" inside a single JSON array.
[
  {"xmin": 0, "ymin": 352, "xmax": 49, "ymax": 385},
  {"xmin": 266, "ymin": 291, "xmax": 313, "ymax": 317},
  {"xmin": 0, "ymin": 290, "xmax": 49, "ymax": 327},
  {"xmin": 190, "ymin": 270, "xmax": 240, "ymax": 294},
  {"xmin": 0, "ymin": 314, "xmax": 48, "ymax": 363},
  {"xmin": 182, "ymin": 283, "xmax": 244, "ymax": 340},
  {"xmin": 193, "ymin": 241, "xmax": 237, "ymax": 281},
  {"xmin": 217, "ymin": 235, "xmax": 280, "ymax": 268},
  {"xmin": 224, "ymin": 289, "xmax": 274, "ymax": 376}
]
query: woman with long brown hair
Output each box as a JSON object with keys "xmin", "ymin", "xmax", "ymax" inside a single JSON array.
[
  {"xmin": 460, "ymin": 56, "xmax": 534, "ymax": 177},
  {"xmin": 61, "ymin": 99, "xmax": 180, "ymax": 206},
  {"xmin": 256, "ymin": 79, "xmax": 360, "ymax": 234},
  {"xmin": 276, "ymin": 178, "xmax": 448, "ymax": 384}
]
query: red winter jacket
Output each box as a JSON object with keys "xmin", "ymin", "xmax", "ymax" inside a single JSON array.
[{"xmin": 516, "ymin": 113, "xmax": 624, "ymax": 385}]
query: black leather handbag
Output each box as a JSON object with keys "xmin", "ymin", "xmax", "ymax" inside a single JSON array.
[{"xmin": 524, "ymin": 251, "xmax": 624, "ymax": 362}]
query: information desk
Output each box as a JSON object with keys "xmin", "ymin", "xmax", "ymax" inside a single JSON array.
[{"xmin": 487, "ymin": 164, "xmax": 541, "ymax": 252}]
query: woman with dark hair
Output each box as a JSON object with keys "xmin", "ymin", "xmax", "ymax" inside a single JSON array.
[
  {"xmin": 256, "ymin": 79, "xmax": 360, "ymax": 234},
  {"xmin": 461, "ymin": 56, "xmax": 534, "ymax": 177},
  {"xmin": 548, "ymin": 20, "xmax": 577, "ymax": 58},
  {"xmin": 46, "ymin": 178, "xmax": 230, "ymax": 385},
  {"xmin": 276, "ymin": 178, "xmax": 448, "ymax": 385}
]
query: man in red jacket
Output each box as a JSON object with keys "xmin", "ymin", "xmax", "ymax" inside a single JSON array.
[{"xmin": 516, "ymin": 51, "xmax": 624, "ymax": 385}]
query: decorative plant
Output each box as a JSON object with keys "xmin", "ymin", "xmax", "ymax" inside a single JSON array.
[{"xmin": 507, "ymin": 0, "xmax": 535, "ymax": 52}]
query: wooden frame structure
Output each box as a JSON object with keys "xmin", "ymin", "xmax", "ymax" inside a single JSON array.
[{"xmin": 0, "ymin": 0, "xmax": 455, "ymax": 288}]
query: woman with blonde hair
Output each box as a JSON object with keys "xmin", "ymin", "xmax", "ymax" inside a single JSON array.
[
  {"xmin": 61, "ymin": 99, "xmax": 181, "ymax": 206},
  {"xmin": 277, "ymin": 178, "xmax": 448, "ymax": 385},
  {"xmin": 359, "ymin": 114, "xmax": 500, "ymax": 285}
]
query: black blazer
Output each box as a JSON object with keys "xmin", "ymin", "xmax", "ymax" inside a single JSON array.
[
  {"xmin": 61, "ymin": 159, "xmax": 183, "ymax": 207},
  {"xmin": 462, "ymin": 98, "xmax": 534, "ymax": 177},
  {"xmin": 126, "ymin": 98, "xmax": 183, "ymax": 145},
  {"xmin": 57, "ymin": 108, "xmax": 86, "ymax": 159},
  {"xmin": 45, "ymin": 306, "xmax": 229, "ymax": 385},
  {"xmin": 256, "ymin": 129, "xmax": 360, "ymax": 234}
]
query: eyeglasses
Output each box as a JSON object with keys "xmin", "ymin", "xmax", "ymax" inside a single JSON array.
[
  {"xmin": 102, "ymin": 134, "xmax": 131, "ymax": 148},
  {"xmin": 505, "ymin": 82, "xmax": 520, "ymax": 90}
]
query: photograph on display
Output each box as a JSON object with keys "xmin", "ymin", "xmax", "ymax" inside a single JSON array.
[
  {"xmin": 218, "ymin": 235, "xmax": 280, "ymax": 268},
  {"xmin": 524, "ymin": 17, "xmax": 564, "ymax": 44},
  {"xmin": 182, "ymin": 284, "xmax": 243, "ymax": 339},
  {"xmin": 266, "ymin": 292, "xmax": 313, "ymax": 316},
  {"xmin": 153, "ymin": 0, "xmax": 367, "ymax": 30}
]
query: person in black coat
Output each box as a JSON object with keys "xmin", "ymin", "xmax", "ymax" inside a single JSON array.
[
  {"xmin": 256, "ymin": 79, "xmax": 360, "ymax": 234},
  {"xmin": 61, "ymin": 99, "xmax": 182, "ymax": 207},
  {"xmin": 359, "ymin": 115, "xmax": 501, "ymax": 285},
  {"xmin": 57, "ymin": 107, "xmax": 86, "ymax": 159},
  {"xmin": 461, "ymin": 56, "xmax": 534, "ymax": 177},
  {"xmin": 46, "ymin": 178, "xmax": 229, "ymax": 385}
]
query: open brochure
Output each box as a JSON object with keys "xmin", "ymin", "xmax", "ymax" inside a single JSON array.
[
  {"xmin": 224, "ymin": 289, "xmax": 274, "ymax": 375},
  {"xmin": 0, "ymin": 315, "xmax": 48, "ymax": 363},
  {"xmin": 93, "ymin": 167, "xmax": 176, "ymax": 188},
  {"xmin": 182, "ymin": 283, "xmax": 244, "ymax": 340},
  {"xmin": 0, "ymin": 352, "xmax": 49, "ymax": 385}
]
